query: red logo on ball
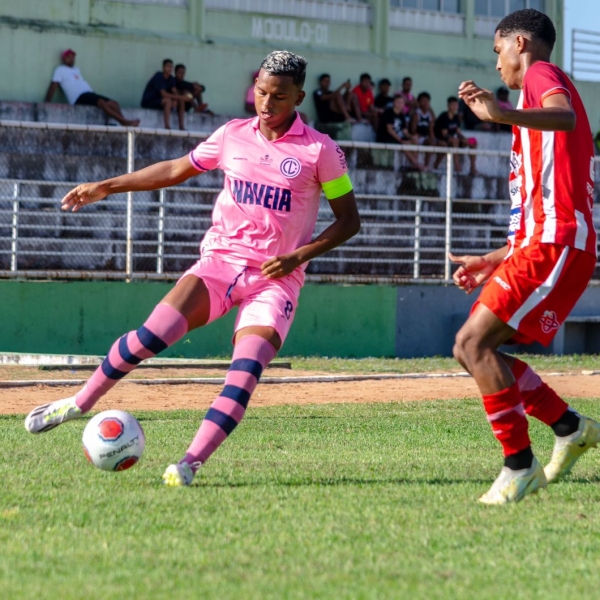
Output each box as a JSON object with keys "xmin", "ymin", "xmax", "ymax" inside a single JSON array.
[
  {"xmin": 114, "ymin": 456, "xmax": 139, "ymax": 471},
  {"xmin": 97, "ymin": 417, "xmax": 124, "ymax": 441}
]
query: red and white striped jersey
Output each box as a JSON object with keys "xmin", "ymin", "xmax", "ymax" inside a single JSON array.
[{"xmin": 508, "ymin": 61, "xmax": 597, "ymax": 256}]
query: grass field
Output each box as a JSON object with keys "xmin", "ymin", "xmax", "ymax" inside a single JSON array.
[{"xmin": 3, "ymin": 395, "xmax": 600, "ymax": 599}]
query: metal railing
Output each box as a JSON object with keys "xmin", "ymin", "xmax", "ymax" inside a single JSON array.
[
  {"xmin": 572, "ymin": 28, "xmax": 600, "ymax": 81},
  {"xmin": 1, "ymin": 120, "xmax": 599, "ymax": 284}
]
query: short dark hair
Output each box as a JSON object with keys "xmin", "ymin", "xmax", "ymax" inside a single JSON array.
[
  {"xmin": 495, "ymin": 9, "xmax": 556, "ymax": 52},
  {"xmin": 359, "ymin": 73, "xmax": 372, "ymax": 82},
  {"xmin": 319, "ymin": 73, "xmax": 330, "ymax": 82},
  {"xmin": 447, "ymin": 96, "xmax": 458, "ymax": 104},
  {"xmin": 260, "ymin": 50, "xmax": 308, "ymax": 87},
  {"xmin": 175, "ymin": 63, "xmax": 185, "ymax": 72},
  {"xmin": 417, "ymin": 91, "xmax": 431, "ymax": 101},
  {"xmin": 402, "ymin": 76, "xmax": 412, "ymax": 83},
  {"xmin": 379, "ymin": 78, "xmax": 391, "ymax": 86},
  {"xmin": 163, "ymin": 58, "xmax": 173, "ymax": 67}
]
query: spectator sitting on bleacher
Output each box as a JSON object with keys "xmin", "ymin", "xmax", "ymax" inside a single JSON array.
[
  {"xmin": 398, "ymin": 77, "xmax": 416, "ymax": 116},
  {"xmin": 410, "ymin": 91, "xmax": 436, "ymax": 168},
  {"xmin": 433, "ymin": 96, "xmax": 477, "ymax": 175},
  {"xmin": 45, "ymin": 49, "xmax": 140, "ymax": 127},
  {"xmin": 374, "ymin": 78, "xmax": 393, "ymax": 112},
  {"xmin": 174, "ymin": 64, "xmax": 213, "ymax": 115},
  {"xmin": 350, "ymin": 73, "xmax": 377, "ymax": 127},
  {"xmin": 458, "ymin": 98, "xmax": 492, "ymax": 131},
  {"xmin": 495, "ymin": 87, "xmax": 514, "ymax": 132},
  {"xmin": 313, "ymin": 73, "xmax": 355, "ymax": 123},
  {"xmin": 141, "ymin": 59, "xmax": 186, "ymax": 130},
  {"xmin": 245, "ymin": 70, "xmax": 260, "ymax": 114},
  {"xmin": 376, "ymin": 94, "xmax": 423, "ymax": 171}
]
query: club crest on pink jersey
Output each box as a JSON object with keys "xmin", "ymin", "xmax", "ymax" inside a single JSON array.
[
  {"xmin": 97, "ymin": 417, "xmax": 124, "ymax": 442},
  {"xmin": 540, "ymin": 310, "xmax": 560, "ymax": 334},
  {"xmin": 280, "ymin": 157, "xmax": 301, "ymax": 179}
]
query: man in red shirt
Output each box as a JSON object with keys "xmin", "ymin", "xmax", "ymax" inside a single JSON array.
[
  {"xmin": 350, "ymin": 73, "xmax": 377, "ymax": 127},
  {"xmin": 452, "ymin": 9, "xmax": 599, "ymax": 504}
]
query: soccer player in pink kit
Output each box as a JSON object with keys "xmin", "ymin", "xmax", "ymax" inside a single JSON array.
[
  {"xmin": 452, "ymin": 10, "xmax": 599, "ymax": 504},
  {"xmin": 25, "ymin": 51, "xmax": 360, "ymax": 486}
]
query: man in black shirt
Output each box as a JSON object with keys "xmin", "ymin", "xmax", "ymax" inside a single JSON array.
[
  {"xmin": 313, "ymin": 73, "xmax": 355, "ymax": 123},
  {"xmin": 141, "ymin": 59, "xmax": 186, "ymax": 130},
  {"xmin": 433, "ymin": 96, "xmax": 477, "ymax": 175},
  {"xmin": 376, "ymin": 95, "xmax": 423, "ymax": 170},
  {"xmin": 374, "ymin": 78, "xmax": 393, "ymax": 111},
  {"xmin": 174, "ymin": 64, "xmax": 213, "ymax": 115}
]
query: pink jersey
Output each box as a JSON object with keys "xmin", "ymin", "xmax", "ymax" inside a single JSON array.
[
  {"xmin": 189, "ymin": 114, "xmax": 350, "ymax": 275},
  {"xmin": 508, "ymin": 61, "xmax": 596, "ymax": 256}
]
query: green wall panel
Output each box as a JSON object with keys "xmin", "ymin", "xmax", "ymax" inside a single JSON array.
[{"xmin": 0, "ymin": 281, "xmax": 396, "ymax": 358}]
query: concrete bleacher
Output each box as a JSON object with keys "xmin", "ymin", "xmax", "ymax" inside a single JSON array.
[
  {"xmin": 0, "ymin": 101, "xmax": 513, "ymax": 276},
  {"xmin": 0, "ymin": 101, "xmax": 229, "ymax": 132}
]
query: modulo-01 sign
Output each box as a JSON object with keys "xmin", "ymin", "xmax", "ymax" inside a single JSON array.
[{"xmin": 251, "ymin": 17, "xmax": 328, "ymax": 45}]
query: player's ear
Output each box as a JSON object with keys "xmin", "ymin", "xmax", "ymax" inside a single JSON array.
[
  {"xmin": 515, "ymin": 34, "xmax": 527, "ymax": 54},
  {"xmin": 295, "ymin": 90, "xmax": 306, "ymax": 106}
]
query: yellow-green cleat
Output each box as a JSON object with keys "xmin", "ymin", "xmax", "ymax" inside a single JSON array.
[
  {"xmin": 479, "ymin": 457, "xmax": 547, "ymax": 505},
  {"xmin": 162, "ymin": 462, "xmax": 199, "ymax": 487},
  {"xmin": 544, "ymin": 416, "xmax": 600, "ymax": 484},
  {"xmin": 25, "ymin": 397, "xmax": 82, "ymax": 433}
]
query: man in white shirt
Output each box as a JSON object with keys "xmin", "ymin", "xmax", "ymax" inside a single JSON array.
[{"xmin": 45, "ymin": 49, "xmax": 139, "ymax": 127}]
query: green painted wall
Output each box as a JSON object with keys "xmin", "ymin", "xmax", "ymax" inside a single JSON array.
[
  {"xmin": 0, "ymin": 0, "xmax": 576, "ymax": 122},
  {"xmin": 0, "ymin": 281, "xmax": 396, "ymax": 358}
]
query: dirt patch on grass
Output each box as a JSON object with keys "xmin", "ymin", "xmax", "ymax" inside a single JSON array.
[{"xmin": 1, "ymin": 372, "xmax": 598, "ymax": 415}]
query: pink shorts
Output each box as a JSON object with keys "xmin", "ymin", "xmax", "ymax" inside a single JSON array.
[{"xmin": 179, "ymin": 255, "xmax": 303, "ymax": 346}]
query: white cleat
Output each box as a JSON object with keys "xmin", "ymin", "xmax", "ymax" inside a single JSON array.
[
  {"xmin": 24, "ymin": 397, "xmax": 82, "ymax": 434},
  {"xmin": 162, "ymin": 462, "xmax": 200, "ymax": 487},
  {"xmin": 479, "ymin": 457, "xmax": 547, "ymax": 505},
  {"xmin": 544, "ymin": 416, "xmax": 600, "ymax": 484}
]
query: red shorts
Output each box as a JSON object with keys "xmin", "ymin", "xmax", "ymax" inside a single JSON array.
[{"xmin": 473, "ymin": 243, "xmax": 596, "ymax": 346}]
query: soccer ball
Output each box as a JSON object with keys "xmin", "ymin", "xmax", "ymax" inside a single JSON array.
[{"xmin": 82, "ymin": 410, "xmax": 145, "ymax": 471}]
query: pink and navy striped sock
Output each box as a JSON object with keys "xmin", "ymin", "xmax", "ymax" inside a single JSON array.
[
  {"xmin": 181, "ymin": 334, "xmax": 277, "ymax": 468},
  {"xmin": 75, "ymin": 303, "xmax": 188, "ymax": 413}
]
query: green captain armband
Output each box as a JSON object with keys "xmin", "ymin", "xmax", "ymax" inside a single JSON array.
[{"xmin": 321, "ymin": 173, "xmax": 353, "ymax": 200}]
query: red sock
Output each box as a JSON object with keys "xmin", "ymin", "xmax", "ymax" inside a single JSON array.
[
  {"xmin": 510, "ymin": 358, "xmax": 569, "ymax": 426},
  {"xmin": 482, "ymin": 382, "xmax": 530, "ymax": 457}
]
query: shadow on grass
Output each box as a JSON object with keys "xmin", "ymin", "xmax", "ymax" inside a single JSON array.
[{"xmin": 189, "ymin": 476, "xmax": 497, "ymax": 488}]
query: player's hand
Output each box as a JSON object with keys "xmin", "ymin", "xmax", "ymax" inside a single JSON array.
[
  {"xmin": 448, "ymin": 252, "xmax": 495, "ymax": 295},
  {"xmin": 261, "ymin": 253, "xmax": 302, "ymax": 279},
  {"xmin": 61, "ymin": 182, "xmax": 109, "ymax": 212},
  {"xmin": 458, "ymin": 80, "xmax": 502, "ymax": 123}
]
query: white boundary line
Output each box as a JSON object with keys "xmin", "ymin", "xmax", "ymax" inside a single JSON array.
[{"xmin": 0, "ymin": 370, "xmax": 595, "ymax": 389}]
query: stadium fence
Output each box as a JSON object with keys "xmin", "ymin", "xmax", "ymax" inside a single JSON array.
[{"xmin": 1, "ymin": 120, "xmax": 599, "ymax": 284}]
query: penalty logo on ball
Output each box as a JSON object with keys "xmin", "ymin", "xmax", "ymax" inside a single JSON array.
[{"xmin": 82, "ymin": 410, "xmax": 145, "ymax": 472}]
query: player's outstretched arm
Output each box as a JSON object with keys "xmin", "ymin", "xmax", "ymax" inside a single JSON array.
[
  {"xmin": 449, "ymin": 245, "xmax": 508, "ymax": 294},
  {"xmin": 261, "ymin": 190, "xmax": 361, "ymax": 279},
  {"xmin": 458, "ymin": 80, "xmax": 575, "ymax": 131},
  {"xmin": 61, "ymin": 155, "xmax": 199, "ymax": 212}
]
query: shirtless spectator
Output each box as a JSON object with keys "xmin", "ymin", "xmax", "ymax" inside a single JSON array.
[
  {"xmin": 141, "ymin": 59, "xmax": 186, "ymax": 130},
  {"xmin": 374, "ymin": 78, "xmax": 393, "ymax": 112},
  {"xmin": 433, "ymin": 96, "xmax": 477, "ymax": 175},
  {"xmin": 410, "ymin": 91, "xmax": 436, "ymax": 167},
  {"xmin": 313, "ymin": 73, "xmax": 354, "ymax": 123},
  {"xmin": 376, "ymin": 94, "xmax": 423, "ymax": 170},
  {"xmin": 174, "ymin": 64, "xmax": 212, "ymax": 115},
  {"xmin": 398, "ymin": 76, "xmax": 416, "ymax": 116},
  {"xmin": 350, "ymin": 73, "xmax": 377, "ymax": 127},
  {"xmin": 45, "ymin": 49, "xmax": 139, "ymax": 127}
]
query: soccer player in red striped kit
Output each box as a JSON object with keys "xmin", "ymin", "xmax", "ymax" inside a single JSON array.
[{"xmin": 452, "ymin": 9, "xmax": 599, "ymax": 504}]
